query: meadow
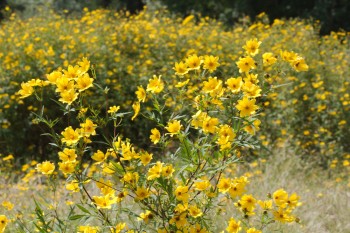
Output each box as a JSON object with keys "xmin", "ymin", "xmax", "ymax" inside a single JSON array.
[{"xmin": 0, "ymin": 5, "xmax": 349, "ymax": 233}]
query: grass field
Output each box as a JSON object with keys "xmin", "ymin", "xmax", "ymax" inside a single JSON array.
[{"xmin": 244, "ymin": 148, "xmax": 350, "ymax": 233}]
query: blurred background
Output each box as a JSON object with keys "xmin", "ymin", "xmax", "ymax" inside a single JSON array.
[{"xmin": 1, "ymin": 0, "xmax": 350, "ymax": 34}]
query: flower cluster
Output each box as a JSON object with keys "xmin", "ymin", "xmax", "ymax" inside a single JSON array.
[
  {"xmin": 2, "ymin": 48, "xmax": 303, "ymax": 232},
  {"xmin": 17, "ymin": 57, "xmax": 93, "ymax": 105},
  {"xmin": 1, "ymin": 7, "xmax": 349, "ymax": 173}
]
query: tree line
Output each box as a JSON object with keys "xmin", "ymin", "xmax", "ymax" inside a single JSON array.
[{"xmin": 1, "ymin": 0, "xmax": 349, "ymax": 34}]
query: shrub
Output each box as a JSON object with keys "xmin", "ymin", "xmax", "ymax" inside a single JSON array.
[
  {"xmin": 10, "ymin": 42, "xmax": 305, "ymax": 231},
  {"xmin": 1, "ymin": 7, "xmax": 349, "ymax": 170}
]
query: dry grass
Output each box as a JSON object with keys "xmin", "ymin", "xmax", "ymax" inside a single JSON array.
[
  {"xmin": 240, "ymin": 146, "xmax": 350, "ymax": 233},
  {"xmin": 0, "ymin": 176, "xmax": 79, "ymax": 232},
  {"xmin": 1, "ymin": 148, "xmax": 349, "ymax": 232}
]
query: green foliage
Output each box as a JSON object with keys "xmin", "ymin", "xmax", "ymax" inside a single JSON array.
[
  {"xmin": 3, "ymin": 0, "xmax": 350, "ymax": 34},
  {"xmin": 159, "ymin": 0, "xmax": 350, "ymax": 34},
  {"xmin": 0, "ymin": 7, "xmax": 349, "ymax": 171}
]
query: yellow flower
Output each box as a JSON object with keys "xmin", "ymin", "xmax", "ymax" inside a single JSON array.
[
  {"xmin": 17, "ymin": 82, "xmax": 34, "ymax": 99},
  {"xmin": 175, "ymin": 203, "xmax": 188, "ymax": 214},
  {"xmin": 273, "ymin": 208, "xmax": 295, "ymax": 223},
  {"xmin": 55, "ymin": 76, "xmax": 75, "ymax": 93},
  {"xmin": 226, "ymin": 217, "xmax": 241, "ymax": 233},
  {"xmin": 262, "ymin": 52, "xmax": 277, "ymax": 66},
  {"xmin": 244, "ymin": 73, "xmax": 259, "ymax": 84},
  {"xmin": 191, "ymin": 110, "xmax": 207, "ymax": 129},
  {"xmin": 46, "ymin": 71, "xmax": 62, "ymax": 84},
  {"xmin": 182, "ymin": 15, "xmax": 195, "ymax": 25},
  {"xmin": 244, "ymin": 119, "xmax": 261, "ymax": 135},
  {"xmin": 76, "ymin": 73, "xmax": 93, "ymax": 92},
  {"xmin": 92, "ymin": 194, "xmax": 117, "ymax": 209},
  {"xmin": 121, "ymin": 144, "xmax": 139, "ymax": 161},
  {"xmin": 243, "ymin": 38, "xmax": 262, "ymax": 56},
  {"xmin": 77, "ymin": 57, "xmax": 90, "ymax": 74},
  {"xmin": 280, "ymin": 50, "xmax": 298, "ymax": 62},
  {"xmin": 66, "ymin": 180, "xmax": 80, "ymax": 192},
  {"xmin": 218, "ymin": 177, "xmax": 231, "ymax": 193},
  {"xmin": 28, "ymin": 78, "xmax": 47, "ymax": 87},
  {"xmin": 246, "ymin": 228, "xmax": 262, "ymax": 233},
  {"xmin": 58, "ymin": 161, "xmax": 77, "ymax": 175},
  {"xmin": 236, "ymin": 56, "xmax": 256, "ymax": 73},
  {"xmin": 139, "ymin": 210, "xmax": 154, "ymax": 224},
  {"xmin": 135, "ymin": 186, "xmax": 151, "ymax": 200},
  {"xmin": 150, "ymin": 128, "xmax": 161, "ymax": 144},
  {"xmin": 101, "ymin": 162, "xmax": 116, "ymax": 175},
  {"xmin": 217, "ymin": 124, "xmax": 236, "ymax": 141},
  {"xmin": 91, "ymin": 150, "xmax": 108, "ymax": 163},
  {"xmin": 174, "ymin": 185, "xmax": 189, "ymax": 202},
  {"xmin": 202, "ymin": 76, "xmax": 221, "ymax": 93},
  {"xmin": 2, "ymin": 201, "xmax": 14, "ymax": 210},
  {"xmin": 135, "ymin": 86, "xmax": 147, "ymax": 102},
  {"xmin": 140, "ymin": 151, "xmax": 153, "ymax": 166},
  {"xmin": 116, "ymin": 190, "xmax": 128, "ymax": 203},
  {"xmin": 194, "ymin": 179, "xmax": 211, "ymax": 191},
  {"xmin": 96, "ymin": 179, "xmax": 115, "ymax": 196},
  {"xmin": 120, "ymin": 141, "xmax": 136, "ymax": 160},
  {"xmin": 236, "ymin": 97, "xmax": 259, "ymax": 117},
  {"xmin": 242, "ymin": 81, "xmax": 261, "ymax": 98},
  {"xmin": 165, "ymin": 120, "xmax": 182, "ymax": 136},
  {"xmin": 257, "ymin": 200, "xmax": 273, "ymax": 210},
  {"xmin": 78, "ymin": 107, "xmax": 88, "ymax": 117},
  {"xmin": 147, "ymin": 161, "xmax": 163, "ymax": 180},
  {"xmin": 185, "ymin": 54, "xmax": 202, "ymax": 70},
  {"xmin": 226, "ymin": 77, "xmax": 243, "ymax": 94},
  {"xmin": 131, "ymin": 101, "xmax": 140, "ymax": 121},
  {"xmin": 189, "ymin": 223, "xmax": 208, "ymax": 233},
  {"xmin": 203, "ymin": 55, "xmax": 220, "ymax": 72},
  {"xmin": 62, "ymin": 64, "xmax": 77, "ymax": 78},
  {"xmin": 292, "ymin": 57, "xmax": 309, "ymax": 72},
  {"xmin": 80, "ymin": 119, "xmax": 97, "ymax": 137},
  {"xmin": 0, "ymin": 215, "xmax": 9, "ymax": 233},
  {"xmin": 217, "ymin": 134, "xmax": 231, "ymax": 151},
  {"xmin": 122, "ymin": 171, "xmax": 136, "ymax": 183},
  {"xmin": 78, "ymin": 226, "xmax": 99, "ymax": 233},
  {"xmin": 273, "ymin": 188, "xmax": 288, "ymax": 208},
  {"xmin": 36, "ymin": 161, "xmax": 55, "ymax": 175},
  {"xmin": 66, "ymin": 200, "xmax": 74, "ymax": 206},
  {"xmin": 111, "ymin": 222, "xmax": 126, "ymax": 233},
  {"xmin": 175, "ymin": 79, "xmax": 190, "ymax": 88},
  {"xmin": 108, "ymin": 105, "xmax": 120, "ymax": 114},
  {"xmin": 188, "ymin": 205, "xmax": 203, "ymax": 218},
  {"xmin": 228, "ymin": 177, "xmax": 248, "ymax": 198},
  {"xmin": 240, "ymin": 194, "xmax": 257, "ymax": 213},
  {"xmin": 202, "ymin": 116, "xmax": 219, "ymax": 134},
  {"xmin": 2, "ymin": 154, "xmax": 14, "ymax": 161},
  {"xmin": 169, "ymin": 212, "xmax": 188, "ymax": 228},
  {"xmin": 162, "ymin": 164, "xmax": 175, "ymax": 178},
  {"xmin": 59, "ymin": 89, "xmax": 79, "ymax": 105},
  {"xmin": 147, "ymin": 75, "xmax": 164, "ymax": 94},
  {"xmin": 58, "ymin": 148, "xmax": 77, "ymax": 162},
  {"xmin": 174, "ymin": 61, "xmax": 189, "ymax": 75},
  {"xmin": 286, "ymin": 193, "xmax": 301, "ymax": 210},
  {"xmin": 61, "ymin": 126, "xmax": 81, "ymax": 145}
]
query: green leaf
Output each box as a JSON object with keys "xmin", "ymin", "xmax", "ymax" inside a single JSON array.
[
  {"xmin": 48, "ymin": 143, "xmax": 60, "ymax": 148},
  {"xmin": 68, "ymin": 214, "xmax": 87, "ymax": 220},
  {"xmin": 76, "ymin": 204, "xmax": 91, "ymax": 214}
]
